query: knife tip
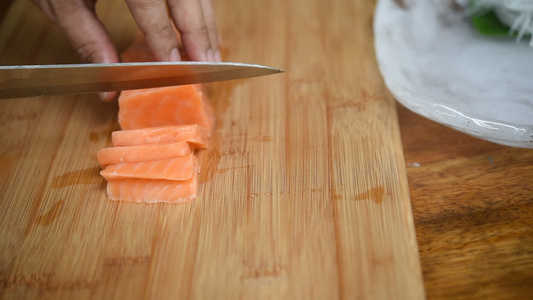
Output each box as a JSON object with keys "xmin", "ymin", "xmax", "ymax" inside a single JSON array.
[{"xmin": 268, "ymin": 66, "xmax": 285, "ymax": 73}]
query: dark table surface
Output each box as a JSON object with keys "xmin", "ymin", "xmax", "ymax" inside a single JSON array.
[{"xmin": 398, "ymin": 105, "xmax": 532, "ymax": 299}]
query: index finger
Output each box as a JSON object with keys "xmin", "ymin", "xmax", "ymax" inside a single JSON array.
[
  {"xmin": 125, "ymin": 0, "xmax": 181, "ymax": 61},
  {"xmin": 167, "ymin": 0, "xmax": 213, "ymax": 62},
  {"xmin": 199, "ymin": 0, "xmax": 221, "ymax": 61}
]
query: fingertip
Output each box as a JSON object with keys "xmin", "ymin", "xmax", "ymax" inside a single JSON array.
[
  {"xmin": 206, "ymin": 48, "xmax": 214, "ymax": 62},
  {"xmin": 99, "ymin": 91, "xmax": 118, "ymax": 102},
  {"xmin": 98, "ymin": 47, "xmax": 120, "ymax": 64},
  {"xmin": 126, "ymin": 0, "xmax": 180, "ymax": 62},
  {"xmin": 169, "ymin": 48, "xmax": 181, "ymax": 62},
  {"xmin": 83, "ymin": 43, "xmax": 119, "ymax": 64},
  {"xmin": 98, "ymin": 92, "xmax": 108, "ymax": 101}
]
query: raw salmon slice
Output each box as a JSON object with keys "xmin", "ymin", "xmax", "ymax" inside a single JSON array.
[
  {"xmin": 100, "ymin": 154, "xmax": 198, "ymax": 181},
  {"xmin": 106, "ymin": 176, "xmax": 198, "ymax": 203},
  {"xmin": 118, "ymin": 32, "xmax": 215, "ymax": 135},
  {"xmin": 118, "ymin": 84, "xmax": 215, "ymax": 135},
  {"xmin": 111, "ymin": 125, "xmax": 209, "ymax": 149},
  {"xmin": 97, "ymin": 141, "xmax": 192, "ymax": 168}
]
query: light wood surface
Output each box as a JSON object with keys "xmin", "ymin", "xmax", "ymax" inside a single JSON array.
[
  {"xmin": 398, "ymin": 106, "xmax": 533, "ymax": 299},
  {"xmin": 0, "ymin": 0, "xmax": 426, "ymax": 299}
]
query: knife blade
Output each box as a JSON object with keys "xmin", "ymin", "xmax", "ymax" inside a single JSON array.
[{"xmin": 0, "ymin": 61, "xmax": 284, "ymax": 99}]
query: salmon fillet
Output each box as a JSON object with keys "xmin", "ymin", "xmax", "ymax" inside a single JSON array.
[
  {"xmin": 118, "ymin": 31, "xmax": 215, "ymax": 135},
  {"xmin": 100, "ymin": 154, "xmax": 198, "ymax": 181},
  {"xmin": 106, "ymin": 176, "xmax": 198, "ymax": 203},
  {"xmin": 97, "ymin": 141, "xmax": 192, "ymax": 168},
  {"xmin": 111, "ymin": 125, "xmax": 209, "ymax": 149},
  {"xmin": 118, "ymin": 85, "xmax": 215, "ymax": 135},
  {"xmin": 98, "ymin": 30, "xmax": 215, "ymax": 204}
]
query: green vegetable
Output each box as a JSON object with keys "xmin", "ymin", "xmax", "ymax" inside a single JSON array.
[{"xmin": 470, "ymin": 10, "xmax": 512, "ymax": 36}]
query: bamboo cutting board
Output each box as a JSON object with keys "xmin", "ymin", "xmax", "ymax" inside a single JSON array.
[{"xmin": 0, "ymin": 0, "xmax": 425, "ymax": 299}]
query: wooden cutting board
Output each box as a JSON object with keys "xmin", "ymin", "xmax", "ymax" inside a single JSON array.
[{"xmin": 0, "ymin": 0, "xmax": 425, "ymax": 298}]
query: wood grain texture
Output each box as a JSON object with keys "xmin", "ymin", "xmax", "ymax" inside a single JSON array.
[
  {"xmin": 398, "ymin": 105, "xmax": 533, "ymax": 299},
  {"xmin": 0, "ymin": 0, "xmax": 425, "ymax": 299}
]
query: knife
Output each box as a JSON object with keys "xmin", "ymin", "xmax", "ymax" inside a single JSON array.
[{"xmin": 0, "ymin": 61, "xmax": 284, "ymax": 99}]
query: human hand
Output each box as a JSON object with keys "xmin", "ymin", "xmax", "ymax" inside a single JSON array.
[{"xmin": 32, "ymin": 0, "xmax": 221, "ymax": 100}]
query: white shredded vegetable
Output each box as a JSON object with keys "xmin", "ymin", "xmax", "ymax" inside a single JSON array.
[{"xmin": 470, "ymin": 0, "xmax": 533, "ymax": 46}]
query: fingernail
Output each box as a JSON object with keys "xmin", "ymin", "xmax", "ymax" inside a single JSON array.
[
  {"xmin": 215, "ymin": 49, "xmax": 222, "ymax": 62},
  {"xmin": 98, "ymin": 91, "xmax": 117, "ymax": 102},
  {"xmin": 98, "ymin": 92, "xmax": 109, "ymax": 101},
  {"xmin": 169, "ymin": 48, "xmax": 180, "ymax": 61},
  {"xmin": 206, "ymin": 48, "xmax": 214, "ymax": 62}
]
